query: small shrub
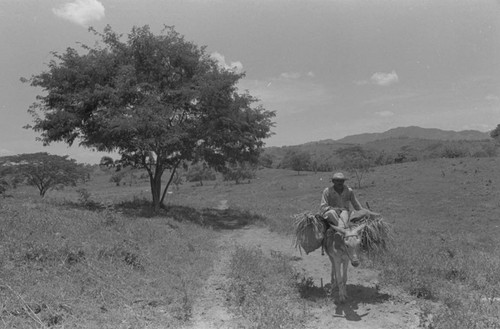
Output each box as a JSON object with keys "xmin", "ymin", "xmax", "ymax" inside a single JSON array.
[
  {"xmin": 409, "ymin": 284, "xmax": 434, "ymax": 300},
  {"xmin": 74, "ymin": 188, "xmax": 104, "ymax": 210},
  {"xmin": 222, "ymin": 162, "xmax": 257, "ymax": 184},
  {"xmin": 76, "ymin": 188, "xmax": 92, "ymax": 204},
  {"xmin": 296, "ymin": 275, "xmax": 319, "ymax": 299},
  {"xmin": 441, "ymin": 144, "xmax": 470, "ymax": 158},
  {"xmin": 185, "ymin": 163, "xmax": 216, "ymax": 186},
  {"xmin": 0, "ymin": 178, "xmax": 10, "ymax": 195},
  {"xmin": 109, "ymin": 172, "xmax": 125, "ymax": 186},
  {"xmin": 44, "ymin": 313, "xmax": 64, "ymax": 327},
  {"xmin": 65, "ymin": 250, "xmax": 86, "ymax": 266},
  {"xmin": 444, "ymin": 268, "xmax": 468, "ymax": 282},
  {"xmin": 23, "ymin": 244, "xmax": 52, "ymax": 263},
  {"xmin": 98, "ymin": 242, "xmax": 144, "ymax": 271}
]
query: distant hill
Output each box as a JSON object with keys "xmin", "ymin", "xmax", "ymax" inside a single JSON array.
[
  {"xmin": 336, "ymin": 126, "xmax": 490, "ymax": 144},
  {"xmin": 262, "ymin": 126, "xmax": 495, "ymax": 169}
]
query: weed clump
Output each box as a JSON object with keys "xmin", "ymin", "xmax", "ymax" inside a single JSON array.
[{"xmin": 98, "ymin": 242, "xmax": 144, "ymax": 271}]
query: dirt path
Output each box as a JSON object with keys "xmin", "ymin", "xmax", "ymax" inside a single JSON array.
[{"xmin": 185, "ymin": 225, "xmax": 422, "ymax": 329}]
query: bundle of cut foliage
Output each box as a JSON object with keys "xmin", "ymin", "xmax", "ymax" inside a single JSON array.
[
  {"xmin": 354, "ymin": 213, "xmax": 393, "ymax": 254},
  {"xmin": 293, "ymin": 212, "xmax": 326, "ymax": 254}
]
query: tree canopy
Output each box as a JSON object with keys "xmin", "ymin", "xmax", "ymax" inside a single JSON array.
[
  {"xmin": 24, "ymin": 25, "xmax": 275, "ymax": 210},
  {"xmin": 0, "ymin": 153, "xmax": 88, "ymax": 197}
]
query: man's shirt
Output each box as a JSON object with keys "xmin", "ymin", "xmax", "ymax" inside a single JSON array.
[{"xmin": 320, "ymin": 185, "xmax": 362, "ymax": 214}]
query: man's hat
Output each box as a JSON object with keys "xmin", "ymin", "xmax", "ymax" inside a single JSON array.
[{"xmin": 332, "ymin": 172, "xmax": 347, "ymax": 180}]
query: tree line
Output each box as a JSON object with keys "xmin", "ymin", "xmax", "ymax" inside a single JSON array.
[{"xmin": 263, "ymin": 139, "xmax": 498, "ymax": 186}]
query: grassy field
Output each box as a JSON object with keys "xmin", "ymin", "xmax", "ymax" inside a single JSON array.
[
  {"xmin": 0, "ymin": 187, "xmax": 222, "ymax": 328},
  {"xmin": 2, "ymin": 156, "xmax": 500, "ymax": 328}
]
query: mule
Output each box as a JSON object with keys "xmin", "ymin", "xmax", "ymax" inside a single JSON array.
[{"xmin": 324, "ymin": 222, "xmax": 366, "ymax": 303}]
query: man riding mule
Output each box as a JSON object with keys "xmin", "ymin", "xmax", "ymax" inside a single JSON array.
[
  {"xmin": 293, "ymin": 172, "xmax": 388, "ymax": 302},
  {"xmin": 320, "ymin": 172, "xmax": 375, "ymax": 302}
]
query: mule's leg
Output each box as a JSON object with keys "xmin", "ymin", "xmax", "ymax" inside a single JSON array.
[
  {"xmin": 327, "ymin": 255, "xmax": 337, "ymax": 295},
  {"xmin": 340, "ymin": 259, "xmax": 349, "ymax": 301},
  {"xmin": 334, "ymin": 258, "xmax": 345, "ymax": 303},
  {"xmin": 330, "ymin": 258, "xmax": 336, "ymax": 286}
]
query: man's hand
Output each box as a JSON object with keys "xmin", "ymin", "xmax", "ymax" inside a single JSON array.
[{"xmin": 330, "ymin": 207, "xmax": 346, "ymax": 215}]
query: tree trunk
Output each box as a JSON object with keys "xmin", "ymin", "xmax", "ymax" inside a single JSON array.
[
  {"xmin": 160, "ymin": 161, "xmax": 181, "ymax": 207},
  {"xmin": 150, "ymin": 174, "xmax": 162, "ymax": 212},
  {"xmin": 149, "ymin": 163, "xmax": 164, "ymax": 212}
]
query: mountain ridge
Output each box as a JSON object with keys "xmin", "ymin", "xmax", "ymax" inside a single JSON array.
[{"xmin": 309, "ymin": 126, "xmax": 490, "ymax": 145}]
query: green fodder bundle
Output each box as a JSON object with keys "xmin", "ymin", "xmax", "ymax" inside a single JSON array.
[
  {"xmin": 357, "ymin": 215, "xmax": 393, "ymax": 254},
  {"xmin": 293, "ymin": 212, "xmax": 326, "ymax": 255}
]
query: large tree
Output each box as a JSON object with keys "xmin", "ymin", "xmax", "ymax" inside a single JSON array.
[
  {"xmin": 0, "ymin": 153, "xmax": 89, "ymax": 197},
  {"xmin": 24, "ymin": 25, "xmax": 275, "ymax": 210}
]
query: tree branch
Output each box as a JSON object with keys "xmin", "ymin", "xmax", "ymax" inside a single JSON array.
[{"xmin": 160, "ymin": 160, "xmax": 181, "ymax": 206}]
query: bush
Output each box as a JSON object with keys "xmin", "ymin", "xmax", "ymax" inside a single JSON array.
[
  {"xmin": 222, "ymin": 162, "xmax": 256, "ymax": 184},
  {"xmin": 440, "ymin": 144, "xmax": 470, "ymax": 158},
  {"xmin": 280, "ymin": 150, "xmax": 311, "ymax": 175},
  {"xmin": 0, "ymin": 178, "xmax": 9, "ymax": 195},
  {"xmin": 185, "ymin": 163, "xmax": 216, "ymax": 185},
  {"xmin": 474, "ymin": 143, "xmax": 497, "ymax": 157},
  {"xmin": 110, "ymin": 171, "xmax": 126, "ymax": 186},
  {"xmin": 258, "ymin": 153, "xmax": 274, "ymax": 168}
]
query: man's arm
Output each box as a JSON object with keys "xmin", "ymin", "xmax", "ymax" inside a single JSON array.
[
  {"xmin": 320, "ymin": 188, "xmax": 332, "ymax": 214},
  {"xmin": 349, "ymin": 188, "xmax": 363, "ymax": 211}
]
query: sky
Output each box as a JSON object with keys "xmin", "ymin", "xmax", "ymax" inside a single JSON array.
[{"xmin": 1, "ymin": 0, "xmax": 499, "ymax": 163}]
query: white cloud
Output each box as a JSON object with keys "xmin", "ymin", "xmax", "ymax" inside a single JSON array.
[
  {"xmin": 370, "ymin": 70, "xmax": 399, "ymax": 86},
  {"xmin": 375, "ymin": 110, "xmax": 395, "ymax": 117},
  {"xmin": 211, "ymin": 52, "xmax": 243, "ymax": 73},
  {"xmin": 280, "ymin": 72, "xmax": 301, "ymax": 79},
  {"xmin": 53, "ymin": 0, "xmax": 105, "ymax": 27},
  {"xmin": 485, "ymin": 94, "xmax": 500, "ymax": 102},
  {"xmin": 279, "ymin": 71, "xmax": 315, "ymax": 80}
]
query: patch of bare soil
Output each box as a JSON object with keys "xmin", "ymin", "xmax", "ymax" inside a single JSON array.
[{"xmin": 185, "ymin": 225, "xmax": 422, "ymax": 329}]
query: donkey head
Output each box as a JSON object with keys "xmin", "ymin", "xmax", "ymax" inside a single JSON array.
[{"xmin": 330, "ymin": 224, "xmax": 366, "ymax": 267}]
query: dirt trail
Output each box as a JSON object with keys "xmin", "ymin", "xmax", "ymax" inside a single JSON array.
[{"xmin": 185, "ymin": 225, "xmax": 422, "ymax": 329}]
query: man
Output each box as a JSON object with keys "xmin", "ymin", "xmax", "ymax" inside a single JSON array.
[{"xmin": 320, "ymin": 172, "xmax": 363, "ymax": 228}]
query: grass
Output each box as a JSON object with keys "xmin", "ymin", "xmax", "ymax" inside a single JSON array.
[
  {"xmin": 360, "ymin": 158, "xmax": 500, "ymax": 328},
  {"xmin": 2, "ymin": 156, "xmax": 500, "ymax": 328},
  {"xmin": 0, "ymin": 196, "xmax": 219, "ymax": 328}
]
